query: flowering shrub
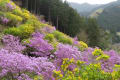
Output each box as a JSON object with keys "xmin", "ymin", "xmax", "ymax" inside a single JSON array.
[
  {"xmin": 6, "ymin": 1, "xmax": 16, "ymax": 10},
  {"xmin": 73, "ymin": 37, "xmax": 88, "ymax": 51},
  {"xmin": 54, "ymin": 43, "xmax": 82, "ymax": 70},
  {"xmin": 2, "ymin": 35, "xmax": 25, "ymax": 53},
  {"xmin": 28, "ymin": 32, "xmax": 54, "ymax": 57},
  {"xmin": 0, "ymin": 49, "xmax": 55, "ymax": 80},
  {"xmin": 0, "ymin": 0, "xmax": 10, "ymax": 11},
  {"xmin": 0, "ymin": 16, "xmax": 9, "ymax": 24},
  {"xmin": 41, "ymin": 26, "xmax": 56, "ymax": 34}
]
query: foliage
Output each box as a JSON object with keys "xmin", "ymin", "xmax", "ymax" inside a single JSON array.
[
  {"xmin": 4, "ymin": 27, "xmax": 21, "ymax": 36},
  {"xmin": 18, "ymin": 24, "xmax": 35, "ymax": 39},
  {"xmin": 6, "ymin": 12, "xmax": 23, "ymax": 26},
  {"xmin": 25, "ymin": 19, "xmax": 46, "ymax": 29},
  {"xmin": 4, "ymin": 24, "xmax": 35, "ymax": 39},
  {"xmin": 52, "ymin": 31, "xmax": 73, "ymax": 45},
  {"xmin": 44, "ymin": 33, "xmax": 55, "ymax": 42},
  {"xmin": 53, "ymin": 58, "xmax": 113, "ymax": 80}
]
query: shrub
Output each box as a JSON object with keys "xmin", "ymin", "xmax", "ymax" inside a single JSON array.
[
  {"xmin": 76, "ymin": 41, "xmax": 88, "ymax": 51},
  {"xmin": 2, "ymin": 35, "xmax": 25, "ymax": 53},
  {"xmin": 45, "ymin": 34, "xmax": 55, "ymax": 42},
  {"xmin": 0, "ymin": 0, "xmax": 10, "ymax": 11},
  {"xmin": 18, "ymin": 24, "xmax": 35, "ymax": 39},
  {"xmin": 0, "ymin": 49, "xmax": 55, "ymax": 80},
  {"xmin": 0, "ymin": 11, "xmax": 9, "ymax": 25},
  {"xmin": 41, "ymin": 26, "xmax": 56, "ymax": 34},
  {"xmin": 6, "ymin": 12, "xmax": 23, "ymax": 26},
  {"xmin": 52, "ymin": 31, "xmax": 73, "ymax": 45},
  {"xmin": 12, "ymin": 9, "xmax": 23, "ymax": 17},
  {"xmin": 28, "ymin": 32, "xmax": 53, "ymax": 57},
  {"xmin": 4, "ymin": 27, "xmax": 21, "ymax": 36},
  {"xmin": 22, "ymin": 9, "xmax": 30, "ymax": 20},
  {"xmin": 25, "ymin": 19, "xmax": 44, "ymax": 29},
  {"xmin": 4, "ymin": 24, "xmax": 35, "ymax": 39},
  {"xmin": 53, "ymin": 58, "xmax": 113, "ymax": 80}
]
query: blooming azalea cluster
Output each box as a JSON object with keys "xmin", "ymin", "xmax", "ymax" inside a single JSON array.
[
  {"xmin": 6, "ymin": 1, "xmax": 16, "ymax": 10},
  {"xmin": 2, "ymin": 35, "xmax": 25, "ymax": 53},
  {"xmin": 54, "ymin": 43, "xmax": 83, "ymax": 70},
  {"xmin": 0, "ymin": 49, "xmax": 55, "ymax": 80},
  {"xmin": 29, "ymin": 32, "xmax": 53, "ymax": 57},
  {"xmin": 0, "ymin": 16, "xmax": 9, "ymax": 24},
  {"xmin": 41, "ymin": 26, "xmax": 56, "ymax": 33}
]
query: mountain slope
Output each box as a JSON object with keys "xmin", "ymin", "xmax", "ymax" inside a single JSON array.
[
  {"xmin": 89, "ymin": 0, "xmax": 120, "ymax": 31},
  {"xmin": 69, "ymin": 2, "xmax": 101, "ymax": 16}
]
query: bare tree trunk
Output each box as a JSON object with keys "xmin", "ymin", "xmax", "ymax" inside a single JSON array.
[
  {"xmin": 34, "ymin": 0, "xmax": 36, "ymax": 14},
  {"xmin": 56, "ymin": 16, "xmax": 59, "ymax": 29},
  {"xmin": 48, "ymin": 8, "xmax": 51, "ymax": 23},
  {"xmin": 27, "ymin": 0, "xmax": 28, "ymax": 9}
]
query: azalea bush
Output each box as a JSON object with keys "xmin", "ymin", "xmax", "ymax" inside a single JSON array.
[{"xmin": 0, "ymin": 49, "xmax": 55, "ymax": 80}]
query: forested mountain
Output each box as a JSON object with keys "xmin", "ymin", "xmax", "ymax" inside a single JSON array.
[
  {"xmin": 91, "ymin": 0, "xmax": 120, "ymax": 32},
  {"xmin": 69, "ymin": 2, "xmax": 101, "ymax": 16},
  {"xmin": 69, "ymin": 0, "xmax": 120, "ymax": 44},
  {"xmin": 69, "ymin": 0, "xmax": 120, "ymax": 32}
]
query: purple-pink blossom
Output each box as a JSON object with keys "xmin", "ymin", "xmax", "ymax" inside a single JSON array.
[
  {"xmin": 0, "ymin": 49, "xmax": 55, "ymax": 80},
  {"xmin": 6, "ymin": 2, "xmax": 15, "ymax": 10},
  {"xmin": 2, "ymin": 35, "xmax": 25, "ymax": 53},
  {"xmin": 1, "ymin": 17, "xmax": 9, "ymax": 24},
  {"xmin": 29, "ymin": 32, "xmax": 53, "ymax": 57}
]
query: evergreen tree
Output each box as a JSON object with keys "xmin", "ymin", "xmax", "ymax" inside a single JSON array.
[{"xmin": 87, "ymin": 18, "xmax": 101, "ymax": 47}]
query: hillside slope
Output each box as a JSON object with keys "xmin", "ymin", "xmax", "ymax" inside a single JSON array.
[{"xmin": 0, "ymin": 0, "xmax": 120, "ymax": 80}]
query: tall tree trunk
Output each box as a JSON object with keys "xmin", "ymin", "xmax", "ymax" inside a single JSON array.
[
  {"xmin": 26, "ymin": 0, "xmax": 28, "ymax": 9},
  {"xmin": 34, "ymin": 0, "xmax": 36, "ymax": 14},
  {"xmin": 48, "ymin": 8, "xmax": 51, "ymax": 22},
  {"xmin": 56, "ymin": 16, "xmax": 59, "ymax": 29}
]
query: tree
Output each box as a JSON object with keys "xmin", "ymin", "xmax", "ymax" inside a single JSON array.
[{"xmin": 87, "ymin": 18, "xmax": 101, "ymax": 47}]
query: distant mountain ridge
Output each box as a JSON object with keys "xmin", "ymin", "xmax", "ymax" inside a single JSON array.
[
  {"xmin": 69, "ymin": 2, "xmax": 102, "ymax": 16},
  {"xmin": 89, "ymin": 0, "xmax": 120, "ymax": 31},
  {"xmin": 69, "ymin": 0, "xmax": 120, "ymax": 32}
]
